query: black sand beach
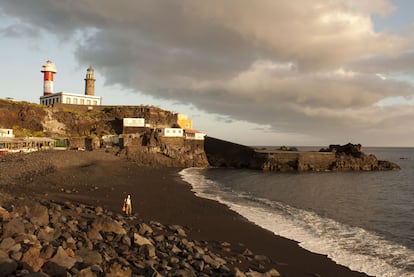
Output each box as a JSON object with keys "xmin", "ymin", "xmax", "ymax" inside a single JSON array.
[{"xmin": 0, "ymin": 150, "xmax": 369, "ymax": 276}]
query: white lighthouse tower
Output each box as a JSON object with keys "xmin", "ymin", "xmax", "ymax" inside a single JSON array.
[{"xmin": 41, "ymin": 60, "xmax": 57, "ymax": 96}]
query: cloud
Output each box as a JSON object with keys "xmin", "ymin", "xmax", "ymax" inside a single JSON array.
[{"xmin": 2, "ymin": 0, "xmax": 414, "ymax": 144}]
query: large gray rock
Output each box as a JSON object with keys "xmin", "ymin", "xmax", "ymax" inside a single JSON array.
[
  {"xmin": 42, "ymin": 261, "xmax": 67, "ymax": 277},
  {"xmin": 87, "ymin": 227, "xmax": 103, "ymax": 241},
  {"xmin": 0, "ymin": 237, "xmax": 16, "ymax": 251},
  {"xmin": 202, "ymin": 254, "xmax": 225, "ymax": 269},
  {"xmin": 138, "ymin": 222, "xmax": 153, "ymax": 235},
  {"xmin": 49, "ymin": 246, "xmax": 76, "ymax": 269},
  {"xmin": 76, "ymin": 248, "xmax": 103, "ymax": 265},
  {"xmin": 133, "ymin": 233, "xmax": 152, "ymax": 246},
  {"xmin": 21, "ymin": 246, "xmax": 45, "ymax": 272},
  {"xmin": 139, "ymin": 244, "xmax": 156, "ymax": 258},
  {"xmin": 40, "ymin": 244, "xmax": 55, "ymax": 260},
  {"xmin": 2, "ymin": 218, "xmax": 25, "ymax": 238},
  {"xmin": 92, "ymin": 217, "xmax": 126, "ymax": 235},
  {"xmin": 0, "ymin": 206, "xmax": 10, "ymax": 221},
  {"xmin": 105, "ymin": 261, "xmax": 132, "ymax": 277},
  {"xmin": 37, "ymin": 226, "xmax": 55, "ymax": 242},
  {"xmin": 168, "ymin": 224, "xmax": 187, "ymax": 237},
  {"xmin": 26, "ymin": 203, "xmax": 49, "ymax": 226}
]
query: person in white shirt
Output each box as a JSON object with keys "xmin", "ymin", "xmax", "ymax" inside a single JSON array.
[{"xmin": 123, "ymin": 194, "xmax": 132, "ymax": 216}]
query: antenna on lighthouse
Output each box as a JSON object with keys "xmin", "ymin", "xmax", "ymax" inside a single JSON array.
[{"xmin": 41, "ymin": 60, "xmax": 57, "ymax": 96}]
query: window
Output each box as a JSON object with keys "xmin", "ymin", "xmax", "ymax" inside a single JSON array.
[
  {"xmin": 93, "ymin": 100, "xmax": 97, "ymax": 105},
  {"xmin": 80, "ymin": 99, "xmax": 85, "ymax": 105},
  {"xmin": 66, "ymin": 97, "xmax": 71, "ymax": 104},
  {"xmin": 73, "ymin": 98, "xmax": 78, "ymax": 104},
  {"xmin": 87, "ymin": 100, "xmax": 91, "ymax": 105}
]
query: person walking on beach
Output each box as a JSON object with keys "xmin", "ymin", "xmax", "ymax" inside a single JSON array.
[{"xmin": 123, "ymin": 194, "xmax": 132, "ymax": 216}]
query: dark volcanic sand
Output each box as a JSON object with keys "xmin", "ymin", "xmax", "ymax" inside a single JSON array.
[{"xmin": 1, "ymin": 150, "xmax": 369, "ymax": 277}]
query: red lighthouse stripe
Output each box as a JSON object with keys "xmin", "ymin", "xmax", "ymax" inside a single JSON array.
[{"xmin": 43, "ymin": 71, "xmax": 54, "ymax": 81}]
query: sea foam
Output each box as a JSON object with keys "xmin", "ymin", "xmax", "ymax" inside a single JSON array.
[{"xmin": 180, "ymin": 167, "xmax": 414, "ymax": 277}]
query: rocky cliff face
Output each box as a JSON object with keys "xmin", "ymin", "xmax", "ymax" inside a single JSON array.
[
  {"xmin": 0, "ymin": 100, "xmax": 208, "ymax": 167},
  {"xmin": 122, "ymin": 130, "xmax": 209, "ymax": 168},
  {"xmin": 0, "ymin": 100, "xmax": 180, "ymax": 138},
  {"xmin": 0, "ymin": 100, "xmax": 46, "ymax": 136}
]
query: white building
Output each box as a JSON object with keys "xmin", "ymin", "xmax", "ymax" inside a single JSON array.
[
  {"xmin": 123, "ymin": 118, "xmax": 145, "ymax": 127},
  {"xmin": 40, "ymin": 92, "xmax": 102, "ymax": 106},
  {"xmin": 0, "ymin": 128, "xmax": 14, "ymax": 138},
  {"xmin": 184, "ymin": 130, "xmax": 206, "ymax": 140},
  {"xmin": 159, "ymin": 128, "xmax": 184, "ymax": 137}
]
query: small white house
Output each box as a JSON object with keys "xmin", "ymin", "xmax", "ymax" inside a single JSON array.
[
  {"xmin": 185, "ymin": 130, "xmax": 206, "ymax": 140},
  {"xmin": 0, "ymin": 128, "xmax": 14, "ymax": 138},
  {"xmin": 159, "ymin": 128, "xmax": 184, "ymax": 137},
  {"xmin": 123, "ymin": 118, "xmax": 145, "ymax": 127}
]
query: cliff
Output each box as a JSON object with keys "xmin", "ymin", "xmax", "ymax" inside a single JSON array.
[
  {"xmin": 121, "ymin": 129, "xmax": 209, "ymax": 167},
  {"xmin": 0, "ymin": 99, "xmax": 208, "ymax": 167}
]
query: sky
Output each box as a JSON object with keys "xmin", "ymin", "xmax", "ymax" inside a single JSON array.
[{"xmin": 1, "ymin": 0, "xmax": 414, "ymax": 147}]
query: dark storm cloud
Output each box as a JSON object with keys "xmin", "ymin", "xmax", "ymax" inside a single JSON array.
[{"xmin": 2, "ymin": 0, "xmax": 414, "ymax": 142}]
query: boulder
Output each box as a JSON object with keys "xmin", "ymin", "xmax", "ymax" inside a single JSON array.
[
  {"xmin": 42, "ymin": 261, "xmax": 67, "ymax": 277},
  {"xmin": 22, "ymin": 246, "xmax": 45, "ymax": 272},
  {"xmin": 139, "ymin": 244, "xmax": 156, "ymax": 258},
  {"xmin": 105, "ymin": 261, "xmax": 132, "ymax": 277},
  {"xmin": 0, "ymin": 237, "xmax": 16, "ymax": 251},
  {"xmin": 26, "ymin": 203, "xmax": 49, "ymax": 226},
  {"xmin": 2, "ymin": 218, "xmax": 25, "ymax": 238},
  {"xmin": 133, "ymin": 233, "xmax": 152, "ymax": 246},
  {"xmin": 76, "ymin": 248, "xmax": 103, "ymax": 266},
  {"xmin": 87, "ymin": 227, "xmax": 103, "ymax": 241},
  {"xmin": 138, "ymin": 222, "xmax": 153, "ymax": 235},
  {"xmin": 0, "ymin": 206, "xmax": 10, "ymax": 221},
  {"xmin": 92, "ymin": 217, "xmax": 126, "ymax": 235},
  {"xmin": 49, "ymin": 246, "xmax": 76, "ymax": 269}
]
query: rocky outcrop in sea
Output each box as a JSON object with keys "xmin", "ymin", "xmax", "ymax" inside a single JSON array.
[{"xmin": 205, "ymin": 137, "xmax": 400, "ymax": 172}]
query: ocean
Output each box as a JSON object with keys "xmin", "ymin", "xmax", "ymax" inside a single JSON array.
[{"xmin": 179, "ymin": 147, "xmax": 414, "ymax": 277}]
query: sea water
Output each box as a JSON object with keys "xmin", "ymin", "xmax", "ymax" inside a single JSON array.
[{"xmin": 179, "ymin": 147, "xmax": 414, "ymax": 277}]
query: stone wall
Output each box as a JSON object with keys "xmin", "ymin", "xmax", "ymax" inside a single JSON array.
[{"xmin": 257, "ymin": 151, "xmax": 336, "ymax": 172}]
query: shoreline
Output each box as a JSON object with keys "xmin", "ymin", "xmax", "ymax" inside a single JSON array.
[{"xmin": 0, "ymin": 150, "xmax": 369, "ymax": 276}]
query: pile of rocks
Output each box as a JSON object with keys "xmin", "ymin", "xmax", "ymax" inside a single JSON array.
[{"xmin": 0, "ymin": 198, "xmax": 281, "ymax": 277}]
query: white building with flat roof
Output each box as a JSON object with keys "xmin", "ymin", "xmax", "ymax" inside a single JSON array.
[
  {"xmin": 0, "ymin": 128, "xmax": 14, "ymax": 138},
  {"xmin": 40, "ymin": 92, "xmax": 102, "ymax": 106},
  {"xmin": 184, "ymin": 130, "xmax": 205, "ymax": 140},
  {"xmin": 159, "ymin": 128, "xmax": 184, "ymax": 137}
]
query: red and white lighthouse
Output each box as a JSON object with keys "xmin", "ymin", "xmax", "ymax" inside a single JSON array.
[{"xmin": 41, "ymin": 60, "xmax": 57, "ymax": 96}]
